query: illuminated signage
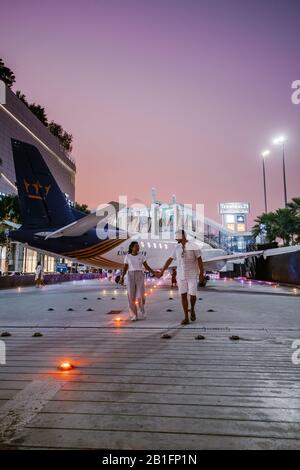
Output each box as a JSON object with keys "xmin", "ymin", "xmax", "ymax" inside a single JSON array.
[
  {"xmin": 225, "ymin": 214, "xmax": 235, "ymax": 224},
  {"xmin": 219, "ymin": 202, "xmax": 250, "ymax": 214},
  {"xmin": 237, "ymin": 223, "xmax": 246, "ymax": 232}
]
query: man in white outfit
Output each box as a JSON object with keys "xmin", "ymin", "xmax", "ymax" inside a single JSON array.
[{"xmin": 159, "ymin": 230, "xmax": 205, "ymax": 325}]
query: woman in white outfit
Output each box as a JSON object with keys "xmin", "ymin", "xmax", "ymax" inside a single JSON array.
[
  {"xmin": 120, "ymin": 241, "xmax": 156, "ymax": 321},
  {"xmin": 34, "ymin": 262, "xmax": 44, "ymax": 288}
]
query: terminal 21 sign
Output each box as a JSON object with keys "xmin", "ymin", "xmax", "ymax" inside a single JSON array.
[{"xmin": 219, "ymin": 202, "xmax": 250, "ymax": 215}]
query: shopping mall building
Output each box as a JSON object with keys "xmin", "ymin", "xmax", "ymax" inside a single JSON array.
[{"xmin": 0, "ymin": 80, "xmax": 76, "ymax": 273}]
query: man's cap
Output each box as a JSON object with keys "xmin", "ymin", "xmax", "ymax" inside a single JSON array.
[{"xmin": 175, "ymin": 229, "xmax": 186, "ymax": 240}]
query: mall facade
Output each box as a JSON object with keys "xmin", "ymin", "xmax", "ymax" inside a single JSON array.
[{"xmin": 0, "ymin": 80, "xmax": 76, "ymax": 273}]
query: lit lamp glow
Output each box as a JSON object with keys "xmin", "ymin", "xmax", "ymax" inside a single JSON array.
[
  {"xmin": 58, "ymin": 361, "xmax": 74, "ymax": 371},
  {"xmin": 273, "ymin": 135, "xmax": 287, "ymax": 145}
]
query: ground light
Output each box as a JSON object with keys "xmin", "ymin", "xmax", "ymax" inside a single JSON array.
[{"xmin": 58, "ymin": 361, "xmax": 74, "ymax": 371}]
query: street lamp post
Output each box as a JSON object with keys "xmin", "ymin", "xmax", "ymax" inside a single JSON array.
[
  {"xmin": 261, "ymin": 150, "xmax": 270, "ymax": 213},
  {"xmin": 273, "ymin": 136, "xmax": 288, "ymax": 207}
]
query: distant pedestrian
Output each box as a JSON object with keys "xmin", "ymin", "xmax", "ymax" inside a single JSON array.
[
  {"xmin": 120, "ymin": 241, "xmax": 157, "ymax": 321},
  {"xmin": 115, "ymin": 269, "xmax": 122, "ymax": 285},
  {"xmin": 34, "ymin": 262, "xmax": 44, "ymax": 288}
]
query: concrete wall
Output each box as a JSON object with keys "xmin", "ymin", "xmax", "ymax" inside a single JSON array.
[
  {"xmin": 0, "ymin": 81, "xmax": 75, "ymax": 198},
  {"xmin": 0, "ymin": 273, "xmax": 101, "ymax": 289},
  {"xmin": 253, "ymin": 251, "xmax": 300, "ymax": 285}
]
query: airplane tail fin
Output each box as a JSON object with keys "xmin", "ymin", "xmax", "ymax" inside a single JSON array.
[{"xmin": 11, "ymin": 139, "xmax": 75, "ymax": 229}]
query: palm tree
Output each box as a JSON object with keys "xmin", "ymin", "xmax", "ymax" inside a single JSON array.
[
  {"xmin": 0, "ymin": 194, "xmax": 22, "ymax": 223},
  {"xmin": 0, "ymin": 194, "xmax": 22, "ymax": 246},
  {"xmin": 273, "ymin": 208, "xmax": 299, "ymax": 246},
  {"xmin": 287, "ymin": 197, "xmax": 300, "ymax": 213},
  {"xmin": 252, "ymin": 212, "xmax": 277, "ymax": 243},
  {"xmin": 285, "ymin": 198, "xmax": 300, "ymax": 243}
]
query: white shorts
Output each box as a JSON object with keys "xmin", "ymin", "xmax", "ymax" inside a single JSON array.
[{"xmin": 177, "ymin": 278, "xmax": 198, "ymax": 296}]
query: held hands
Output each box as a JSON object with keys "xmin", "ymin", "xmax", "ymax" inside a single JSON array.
[
  {"xmin": 151, "ymin": 270, "xmax": 162, "ymax": 278},
  {"xmin": 199, "ymin": 273, "xmax": 206, "ymax": 287}
]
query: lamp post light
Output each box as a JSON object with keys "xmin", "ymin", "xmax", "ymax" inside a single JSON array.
[
  {"xmin": 261, "ymin": 150, "xmax": 270, "ymax": 213},
  {"xmin": 273, "ymin": 135, "xmax": 288, "ymax": 207}
]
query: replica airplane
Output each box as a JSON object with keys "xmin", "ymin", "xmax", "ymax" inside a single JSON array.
[{"xmin": 4, "ymin": 139, "xmax": 264, "ymax": 272}]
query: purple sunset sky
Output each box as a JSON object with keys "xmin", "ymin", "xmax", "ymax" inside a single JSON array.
[{"xmin": 1, "ymin": 0, "xmax": 299, "ymax": 225}]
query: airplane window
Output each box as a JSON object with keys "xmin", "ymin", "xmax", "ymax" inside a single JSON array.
[
  {"xmin": 147, "ymin": 242, "xmax": 151, "ymax": 248},
  {"xmin": 164, "ymin": 244, "xmax": 168, "ymax": 249},
  {"xmin": 159, "ymin": 243, "xmax": 162, "ymax": 249},
  {"xmin": 153, "ymin": 243, "xmax": 157, "ymax": 248}
]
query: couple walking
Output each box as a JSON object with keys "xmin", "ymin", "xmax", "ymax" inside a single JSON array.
[{"xmin": 120, "ymin": 230, "xmax": 205, "ymax": 324}]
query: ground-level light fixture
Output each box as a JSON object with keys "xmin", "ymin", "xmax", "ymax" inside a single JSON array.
[{"xmin": 58, "ymin": 361, "xmax": 74, "ymax": 371}]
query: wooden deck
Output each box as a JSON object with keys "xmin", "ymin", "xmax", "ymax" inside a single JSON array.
[{"xmin": 0, "ymin": 280, "xmax": 300, "ymax": 449}]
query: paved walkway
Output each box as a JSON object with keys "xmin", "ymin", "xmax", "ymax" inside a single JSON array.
[{"xmin": 0, "ymin": 279, "xmax": 300, "ymax": 449}]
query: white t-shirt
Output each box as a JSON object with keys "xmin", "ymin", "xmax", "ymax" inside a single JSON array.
[
  {"xmin": 171, "ymin": 241, "xmax": 202, "ymax": 280},
  {"xmin": 35, "ymin": 265, "xmax": 44, "ymax": 280},
  {"xmin": 124, "ymin": 253, "xmax": 146, "ymax": 271}
]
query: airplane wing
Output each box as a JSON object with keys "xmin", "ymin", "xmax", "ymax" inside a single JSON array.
[
  {"xmin": 261, "ymin": 245, "xmax": 300, "ymax": 258},
  {"xmin": 44, "ymin": 201, "xmax": 124, "ymax": 239},
  {"xmin": 205, "ymin": 246, "xmax": 300, "ymax": 264},
  {"xmin": 1, "ymin": 220, "xmax": 22, "ymax": 229},
  {"xmin": 205, "ymin": 250, "xmax": 264, "ymax": 264}
]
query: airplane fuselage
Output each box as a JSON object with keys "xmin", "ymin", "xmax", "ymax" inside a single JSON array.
[{"xmin": 10, "ymin": 226, "xmax": 227, "ymax": 271}]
